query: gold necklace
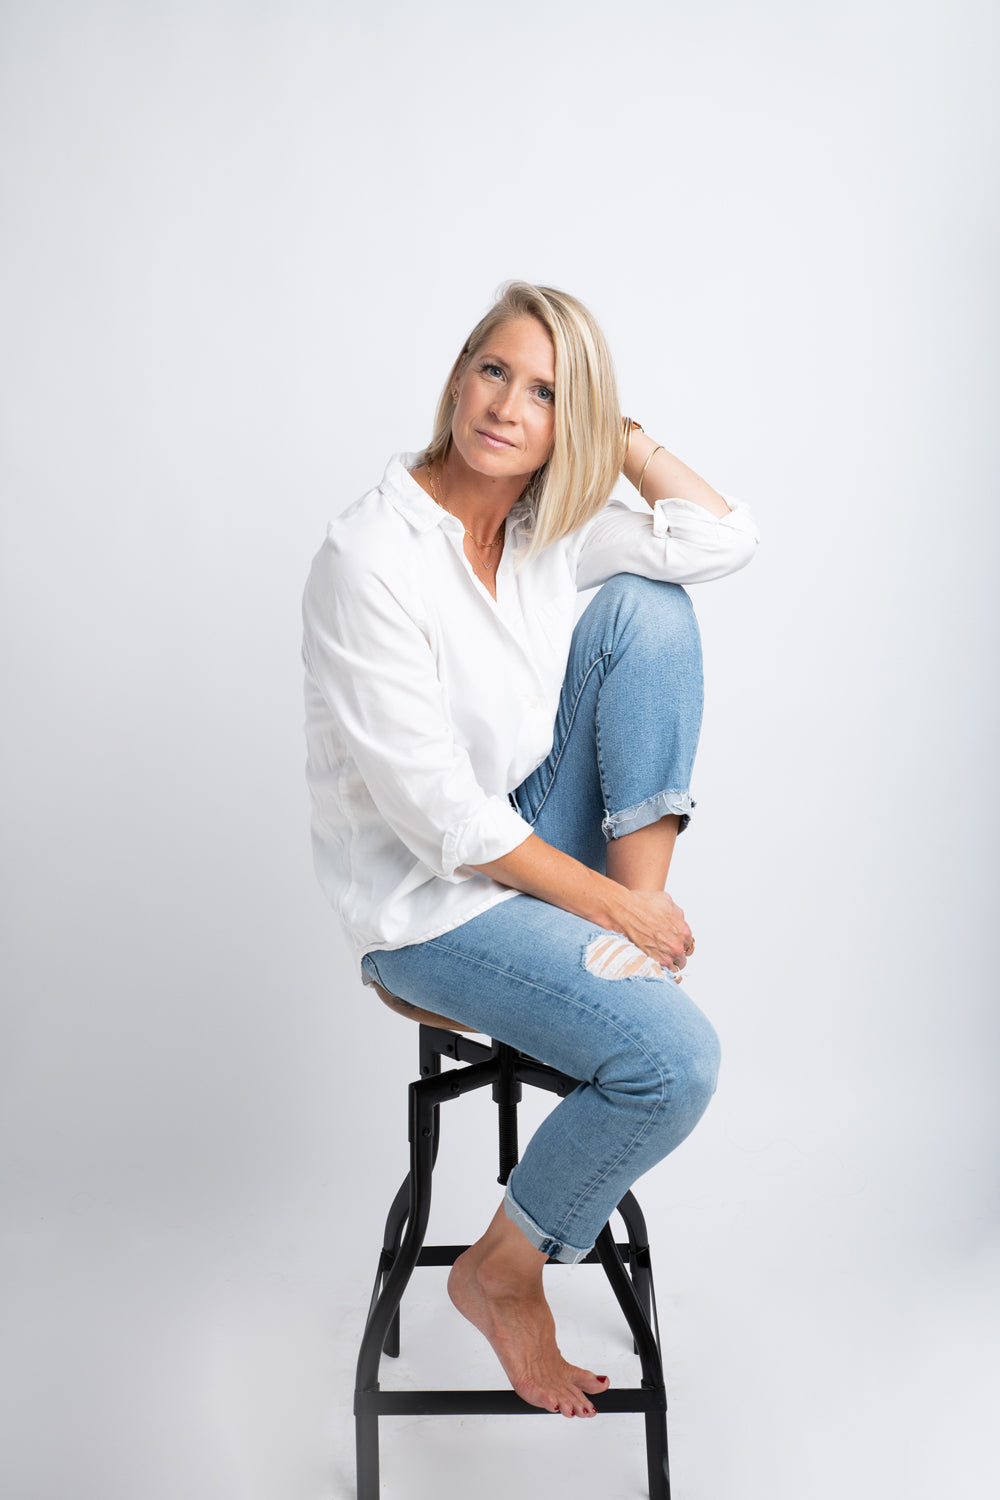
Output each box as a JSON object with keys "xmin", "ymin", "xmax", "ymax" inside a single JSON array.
[
  {"xmin": 425, "ymin": 465, "xmax": 503, "ymax": 555},
  {"xmin": 428, "ymin": 456, "xmax": 509, "ymax": 573}
]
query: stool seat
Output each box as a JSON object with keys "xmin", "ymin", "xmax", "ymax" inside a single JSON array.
[
  {"xmin": 354, "ymin": 1021, "xmax": 671, "ymax": 1499},
  {"xmin": 372, "ymin": 979, "xmax": 478, "ymax": 1033}
]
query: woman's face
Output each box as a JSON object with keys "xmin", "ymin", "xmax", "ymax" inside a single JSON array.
[{"xmin": 449, "ymin": 315, "xmax": 556, "ymax": 483}]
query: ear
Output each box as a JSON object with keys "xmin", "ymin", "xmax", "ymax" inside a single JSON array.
[{"xmin": 450, "ymin": 345, "xmax": 471, "ymax": 403}]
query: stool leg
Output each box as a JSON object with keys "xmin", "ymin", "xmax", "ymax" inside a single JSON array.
[
  {"xmin": 594, "ymin": 1225, "xmax": 664, "ymax": 1389},
  {"xmin": 644, "ymin": 1408, "xmax": 672, "ymax": 1500},
  {"xmin": 594, "ymin": 1223, "xmax": 670, "ymax": 1500},
  {"xmin": 356, "ymin": 1410, "xmax": 380, "ymax": 1500},
  {"xmin": 492, "ymin": 1041, "xmax": 521, "ymax": 1185},
  {"xmin": 377, "ymin": 1176, "xmax": 410, "ymax": 1359},
  {"xmin": 355, "ymin": 1078, "xmax": 438, "ymax": 1499},
  {"xmin": 374, "ymin": 1048, "xmax": 449, "ymax": 1360},
  {"xmin": 384, "ymin": 1298, "xmax": 400, "ymax": 1361},
  {"xmin": 616, "ymin": 1189, "xmax": 657, "ymax": 1353}
]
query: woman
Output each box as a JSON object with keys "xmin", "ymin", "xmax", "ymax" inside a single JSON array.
[{"xmin": 302, "ymin": 282, "xmax": 758, "ymax": 1420}]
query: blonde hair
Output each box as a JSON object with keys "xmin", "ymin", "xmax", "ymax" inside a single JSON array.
[{"xmin": 425, "ymin": 282, "xmax": 623, "ymax": 556}]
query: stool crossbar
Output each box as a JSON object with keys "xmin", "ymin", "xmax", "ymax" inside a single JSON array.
[{"xmin": 354, "ymin": 1023, "xmax": 671, "ymax": 1498}]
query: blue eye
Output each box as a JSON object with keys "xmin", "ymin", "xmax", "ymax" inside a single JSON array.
[
  {"xmin": 537, "ymin": 386, "xmax": 554, "ymax": 402},
  {"xmin": 482, "ymin": 362, "xmax": 504, "ymax": 378}
]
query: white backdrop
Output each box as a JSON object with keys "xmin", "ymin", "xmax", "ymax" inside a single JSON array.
[{"xmin": 2, "ymin": 2, "xmax": 997, "ymax": 1497}]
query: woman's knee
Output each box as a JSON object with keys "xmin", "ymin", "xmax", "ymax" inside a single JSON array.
[
  {"xmin": 589, "ymin": 577, "xmax": 702, "ymax": 685},
  {"xmin": 673, "ymin": 1009, "xmax": 721, "ymax": 1116},
  {"xmin": 599, "ymin": 995, "xmax": 720, "ymax": 1113},
  {"xmin": 596, "ymin": 573, "xmax": 698, "ymax": 635}
]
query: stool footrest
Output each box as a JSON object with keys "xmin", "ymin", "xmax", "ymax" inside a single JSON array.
[
  {"xmin": 356, "ymin": 1386, "xmax": 666, "ymax": 1417},
  {"xmin": 413, "ymin": 1242, "xmax": 638, "ymax": 1267}
]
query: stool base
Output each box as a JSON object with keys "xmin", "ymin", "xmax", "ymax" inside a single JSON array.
[{"xmin": 354, "ymin": 1025, "xmax": 671, "ymax": 1499}]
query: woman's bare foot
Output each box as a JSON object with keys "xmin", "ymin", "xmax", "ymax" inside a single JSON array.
[{"xmin": 447, "ymin": 1204, "xmax": 610, "ymax": 1418}]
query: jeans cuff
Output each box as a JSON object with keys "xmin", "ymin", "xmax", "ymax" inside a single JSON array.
[
  {"xmin": 503, "ymin": 1178, "xmax": 591, "ymax": 1264},
  {"xmin": 603, "ymin": 789, "xmax": 695, "ymax": 840}
]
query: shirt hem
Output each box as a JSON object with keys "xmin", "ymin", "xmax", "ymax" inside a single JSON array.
[{"xmin": 354, "ymin": 883, "xmax": 523, "ymax": 971}]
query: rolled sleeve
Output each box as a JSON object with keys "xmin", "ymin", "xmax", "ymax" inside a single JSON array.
[
  {"xmin": 444, "ymin": 796, "xmax": 534, "ymax": 874},
  {"xmin": 573, "ymin": 496, "xmax": 759, "ymax": 590}
]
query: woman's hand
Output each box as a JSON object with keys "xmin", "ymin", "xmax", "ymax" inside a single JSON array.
[
  {"xmin": 610, "ymin": 888, "xmax": 693, "ymax": 977},
  {"xmin": 472, "ymin": 833, "xmax": 695, "ymax": 980}
]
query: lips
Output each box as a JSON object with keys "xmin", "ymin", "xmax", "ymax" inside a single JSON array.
[{"xmin": 476, "ymin": 429, "xmax": 516, "ymax": 449}]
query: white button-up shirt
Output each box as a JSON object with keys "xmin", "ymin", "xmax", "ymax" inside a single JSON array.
[{"xmin": 303, "ymin": 454, "xmax": 758, "ymax": 965}]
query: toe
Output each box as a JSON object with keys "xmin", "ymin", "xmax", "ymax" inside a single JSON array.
[
  {"xmin": 574, "ymin": 1368, "xmax": 610, "ymax": 1396},
  {"xmin": 566, "ymin": 1384, "xmax": 597, "ymax": 1417}
]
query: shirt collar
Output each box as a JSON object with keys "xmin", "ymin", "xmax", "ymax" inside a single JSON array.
[
  {"xmin": 380, "ymin": 454, "xmax": 446, "ymax": 533},
  {"xmin": 381, "ymin": 452, "xmax": 535, "ymax": 542}
]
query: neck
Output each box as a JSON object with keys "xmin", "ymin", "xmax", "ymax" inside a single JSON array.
[{"xmin": 435, "ymin": 447, "xmax": 528, "ymax": 541}]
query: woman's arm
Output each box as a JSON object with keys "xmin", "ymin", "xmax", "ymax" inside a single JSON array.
[
  {"xmin": 304, "ymin": 537, "xmax": 532, "ymax": 878},
  {"xmin": 567, "ymin": 423, "xmax": 756, "ymax": 591},
  {"xmin": 479, "ymin": 431, "xmax": 751, "ymax": 962},
  {"xmin": 623, "ymin": 427, "xmax": 732, "ymax": 517},
  {"xmin": 473, "ymin": 833, "xmax": 693, "ymax": 977}
]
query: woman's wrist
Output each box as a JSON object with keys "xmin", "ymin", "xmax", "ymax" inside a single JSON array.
[
  {"xmin": 474, "ymin": 834, "xmax": 630, "ymax": 933},
  {"xmin": 531, "ymin": 856, "xmax": 627, "ymax": 933},
  {"xmin": 620, "ymin": 427, "xmax": 732, "ymax": 517},
  {"xmin": 622, "ymin": 416, "xmax": 643, "ymax": 465},
  {"xmin": 577, "ymin": 869, "xmax": 635, "ymax": 933},
  {"xmin": 621, "ymin": 428, "xmax": 659, "ymax": 487}
]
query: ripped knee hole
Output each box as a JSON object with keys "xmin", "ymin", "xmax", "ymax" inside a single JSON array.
[{"xmin": 584, "ymin": 934, "xmax": 665, "ymax": 980}]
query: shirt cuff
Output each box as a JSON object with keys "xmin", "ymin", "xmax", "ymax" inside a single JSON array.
[
  {"xmin": 443, "ymin": 796, "xmax": 534, "ymax": 877},
  {"xmin": 651, "ymin": 495, "xmax": 760, "ymax": 542}
]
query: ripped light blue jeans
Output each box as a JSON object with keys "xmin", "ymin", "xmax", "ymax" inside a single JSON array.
[{"xmin": 361, "ymin": 575, "xmax": 721, "ymax": 1263}]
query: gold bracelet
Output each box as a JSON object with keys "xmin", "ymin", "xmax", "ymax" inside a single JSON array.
[
  {"xmin": 622, "ymin": 416, "xmax": 643, "ymax": 459},
  {"xmin": 637, "ymin": 444, "xmax": 664, "ymax": 500}
]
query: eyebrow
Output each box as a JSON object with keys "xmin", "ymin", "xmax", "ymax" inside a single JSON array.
[{"xmin": 478, "ymin": 351, "xmax": 556, "ymax": 386}]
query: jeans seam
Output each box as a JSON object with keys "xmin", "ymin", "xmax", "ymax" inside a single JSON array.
[
  {"xmin": 528, "ymin": 650, "xmax": 611, "ymax": 827},
  {"xmin": 424, "ymin": 935, "xmax": 673, "ymax": 1068},
  {"xmin": 557, "ymin": 1071, "xmax": 668, "ymax": 1238},
  {"xmin": 422, "ymin": 934, "xmax": 673, "ymax": 1243}
]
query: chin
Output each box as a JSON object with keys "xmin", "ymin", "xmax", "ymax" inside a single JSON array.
[{"xmin": 463, "ymin": 447, "xmax": 522, "ymax": 477}]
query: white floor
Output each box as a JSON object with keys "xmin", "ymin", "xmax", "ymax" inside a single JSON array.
[{"xmin": 3, "ymin": 1061, "xmax": 997, "ymax": 1500}]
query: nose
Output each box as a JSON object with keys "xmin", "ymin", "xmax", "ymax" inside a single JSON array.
[{"xmin": 489, "ymin": 383, "xmax": 521, "ymax": 422}]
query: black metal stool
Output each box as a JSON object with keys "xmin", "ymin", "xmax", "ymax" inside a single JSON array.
[{"xmin": 354, "ymin": 1021, "xmax": 671, "ymax": 1498}]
